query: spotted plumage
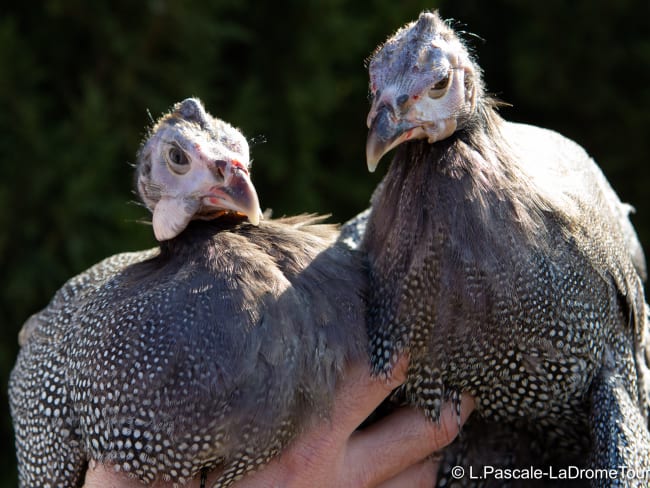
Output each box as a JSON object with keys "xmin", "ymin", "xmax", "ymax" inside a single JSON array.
[
  {"xmin": 10, "ymin": 99, "xmax": 367, "ymax": 487},
  {"xmin": 358, "ymin": 11, "xmax": 650, "ymax": 485}
]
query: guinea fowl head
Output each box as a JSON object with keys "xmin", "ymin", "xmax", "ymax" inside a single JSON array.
[
  {"xmin": 136, "ymin": 98, "xmax": 262, "ymax": 241},
  {"xmin": 366, "ymin": 11, "xmax": 483, "ymax": 171}
]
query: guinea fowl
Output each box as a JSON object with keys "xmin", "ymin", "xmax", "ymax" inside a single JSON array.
[
  {"xmin": 358, "ymin": 11, "xmax": 650, "ymax": 485},
  {"xmin": 9, "ymin": 98, "xmax": 367, "ymax": 487}
]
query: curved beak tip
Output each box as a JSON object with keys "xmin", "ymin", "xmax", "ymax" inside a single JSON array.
[
  {"xmin": 238, "ymin": 190, "xmax": 261, "ymax": 226},
  {"xmin": 366, "ymin": 131, "xmax": 388, "ymax": 173},
  {"xmin": 366, "ymin": 150, "xmax": 380, "ymax": 173},
  {"xmin": 247, "ymin": 209, "xmax": 261, "ymax": 226},
  {"xmin": 366, "ymin": 106, "xmax": 400, "ymax": 173}
]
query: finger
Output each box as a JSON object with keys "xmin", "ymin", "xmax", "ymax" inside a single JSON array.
[
  {"xmin": 328, "ymin": 354, "xmax": 410, "ymax": 437},
  {"xmin": 83, "ymin": 461, "xmax": 138, "ymax": 488},
  {"xmin": 375, "ymin": 458, "xmax": 439, "ymax": 488},
  {"xmin": 346, "ymin": 394, "xmax": 474, "ymax": 486},
  {"xmin": 85, "ymin": 461, "xmax": 215, "ymax": 488}
]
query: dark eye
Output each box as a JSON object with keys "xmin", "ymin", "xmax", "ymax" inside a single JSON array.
[
  {"xmin": 169, "ymin": 147, "xmax": 186, "ymax": 165},
  {"xmin": 166, "ymin": 146, "xmax": 190, "ymax": 174},
  {"xmin": 429, "ymin": 73, "xmax": 451, "ymax": 99}
]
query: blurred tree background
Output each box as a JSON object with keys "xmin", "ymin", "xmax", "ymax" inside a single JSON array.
[{"xmin": 0, "ymin": 0, "xmax": 648, "ymax": 484}]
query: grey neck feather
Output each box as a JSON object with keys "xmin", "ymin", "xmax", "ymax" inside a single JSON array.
[{"xmin": 364, "ymin": 101, "xmax": 573, "ymax": 274}]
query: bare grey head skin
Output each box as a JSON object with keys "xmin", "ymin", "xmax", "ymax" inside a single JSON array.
[
  {"xmin": 366, "ymin": 11, "xmax": 481, "ymax": 171},
  {"xmin": 136, "ymin": 98, "xmax": 262, "ymax": 241},
  {"xmin": 360, "ymin": 9, "xmax": 650, "ymax": 483}
]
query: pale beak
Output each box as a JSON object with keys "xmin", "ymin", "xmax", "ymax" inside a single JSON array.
[
  {"xmin": 204, "ymin": 160, "xmax": 262, "ymax": 226},
  {"xmin": 366, "ymin": 104, "xmax": 414, "ymax": 172}
]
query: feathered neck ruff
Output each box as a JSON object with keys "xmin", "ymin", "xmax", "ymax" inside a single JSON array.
[{"xmin": 363, "ymin": 99, "xmax": 578, "ymax": 271}]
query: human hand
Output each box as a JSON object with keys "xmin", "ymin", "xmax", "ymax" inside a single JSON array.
[{"xmin": 83, "ymin": 356, "xmax": 475, "ymax": 488}]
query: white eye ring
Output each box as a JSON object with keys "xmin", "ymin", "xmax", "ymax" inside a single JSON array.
[
  {"xmin": 166, "ymin": 145, "xmax": 190, "ymax": 174},
  {"xmin": 428, "ymin": 71, "xmax": 451, "ymax": 99}
]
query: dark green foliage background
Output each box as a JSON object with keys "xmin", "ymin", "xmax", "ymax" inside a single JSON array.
[{"xmin": 1, "ymin": 0, "xmax": 648, "ymax": 483}]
